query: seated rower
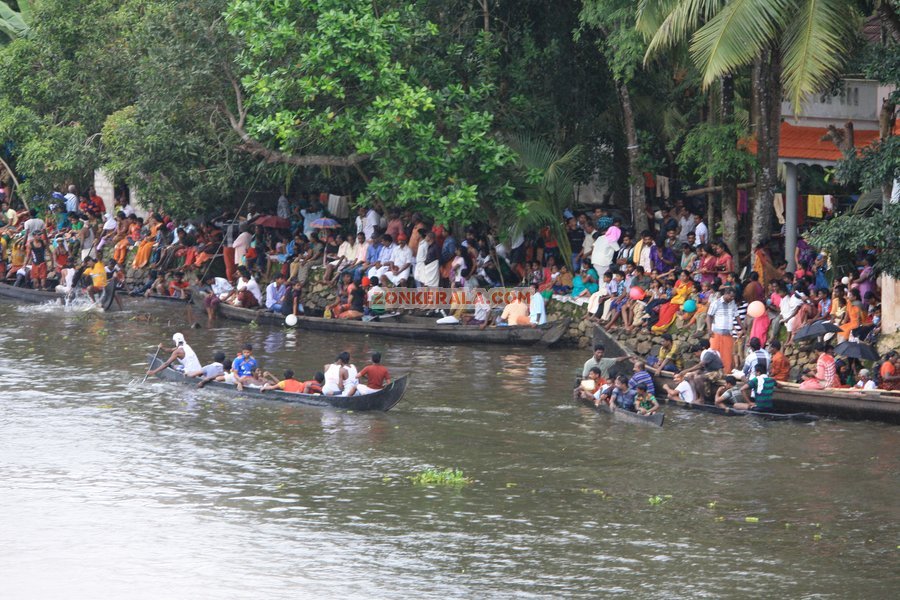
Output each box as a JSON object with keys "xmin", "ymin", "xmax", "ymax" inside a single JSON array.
[
  {"xmin": 261, "ymin": 369, "xmax": 305, "ymax": 393},
  {"xmin": 662, "ymin": 373, "xmax": 696, "ymax": 404},
  {"xmin": 498, "ymin": 295, "xmax": 530, "ymax": 326},
  {"xmin": 300, "ymin": 371, "xmax": 325, "ymax": 394},
  {"xmin": 713, "ymin": 376, "xmax": 742, "ymax": 408},
  {"xmin": 144, "ymin": 271, "xmax": 169, "ymax": 297},
  {"xmin": 345, "ymin": 352, "xmax": 391, "ymax": 396},
  {"xmin": 230, "ymin": 343, "xmax": 259, "ymax": 391},
  {"xmin": 634, "ymin": 384, "xmax": 660, "ymax": 415},
  {"xmin": 735, "ymin": 363, "xmax": 776, "ymax": 411},
  {"xmin": 610, "ymin": 375, "xmax": 637, "ymax": 411},
  {"xmin": 576, "ymin": 367, "xmax": 610, "ymax": 408},
  {"xmin": 146, "ymin": 332, "xmax": 203, "ymax": 376},
  {"xmin": 460, "ymin": 291, "xmax": 492, "ymax": 329},
  {"xmin": 185, "ymin": 351, "xmax": 226, "ymax": 379},
  {"xmin": 322, "ymin": 352, "xmax": 351, "ymax": 395}
]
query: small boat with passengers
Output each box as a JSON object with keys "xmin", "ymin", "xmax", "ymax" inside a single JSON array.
[
  {"xmin": 198, "ymin": 291, "xmax": 570, "ymax": 347},
  {"xmin": 147, "ymin": 354, "xmax": 409, "ymax": 411}
]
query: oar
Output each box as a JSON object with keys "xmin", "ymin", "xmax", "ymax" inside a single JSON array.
[{"xmin": 142, "ymin": 346, "xmax": 162, "ymax": 384}]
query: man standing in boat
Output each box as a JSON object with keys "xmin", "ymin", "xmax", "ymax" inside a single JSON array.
[{"xmin": 147, "ymin": 332, "xmax": 203, "ymax": 376}]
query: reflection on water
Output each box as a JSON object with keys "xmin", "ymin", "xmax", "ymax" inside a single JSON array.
[{"xmin": 1, "ymin": 299, "xmax": 898, "ymax": 599}]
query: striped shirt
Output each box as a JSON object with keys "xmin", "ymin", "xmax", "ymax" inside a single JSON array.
[
  {"xmin": 742, "ymin": 349, "xmax": 771, "ymax": 378},
  {"xmin": 708, "ymin": 298, "xmax": 738, "ymax": 334},
  {"xmin": 628, "ymin": 370, "xmax": 655, "ymax": 395}
]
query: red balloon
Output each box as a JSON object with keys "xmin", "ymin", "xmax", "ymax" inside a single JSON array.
[{"xmin": 629, "ymin": 286, "xmax": 645, "ymax": 300}]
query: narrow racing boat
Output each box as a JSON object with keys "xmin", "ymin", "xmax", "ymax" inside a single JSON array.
[{"xmin": 147, "ymin": 354, "xmax": 409, "ymax": 411}]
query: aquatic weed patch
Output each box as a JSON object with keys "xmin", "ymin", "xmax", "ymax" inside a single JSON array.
[{"xmin": 409, "ymin": 468, "xmax": 472, "ymax": 487}]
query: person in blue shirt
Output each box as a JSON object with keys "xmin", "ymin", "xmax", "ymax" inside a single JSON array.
[
  {"xmin": 611, "ymin": 376, "xmax": 637, "ymax": 411},
  {"xmin": 232, "ymin": 343, "xmax": 259, "ymax": 381}
]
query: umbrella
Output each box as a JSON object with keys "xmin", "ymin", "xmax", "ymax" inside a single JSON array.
[
  {"xmin": 310, "ymin": 217, "xmax": 340, "ymax": 229},
  {"xmin": 834, "ymin": 341, "xmax": 880, "ymax": 361},
  {"xmin": 251, "ymin": 214, "xmax": 291, "ymax": 229},
  {"xmin": 851, "ymin": 324, "xmax": 876, "ymax": 339},
  {"xmin": 793, "ymin": 320, "xmax": 841, "ymax": 341}
]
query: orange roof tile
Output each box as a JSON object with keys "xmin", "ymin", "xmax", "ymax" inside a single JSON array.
[{"xmin": 746, "ymin": 121, "xmax": 893, "ymax": 163}]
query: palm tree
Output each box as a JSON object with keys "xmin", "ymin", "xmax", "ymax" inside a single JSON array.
[
  {"xmin": 636, "ymin": 0, "xmax": 862, "ymax": 109},
  {"xmin": 0, "ymin": 1, "xmax": 34, "ymax": 44},
  {"xmin": 503, "ymin": 135, "xmax": 582, "ymax": 270}
]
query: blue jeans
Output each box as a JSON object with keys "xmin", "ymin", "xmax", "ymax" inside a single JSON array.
[{"xmin": 646, "ymin": 355, "xmax": 679, "ymax": 373}]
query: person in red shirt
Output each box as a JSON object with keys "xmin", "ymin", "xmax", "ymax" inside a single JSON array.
[
  {"xmin": 168, "ymin": 271, "xmax": 191, "ymax": 299},
  {"xmin": 347, "ymin": 352, "xmax": 391, "ymax": 396},
  {"xmin": 300, "ymin": 372, "xmax": 325, "ymax": 394}
]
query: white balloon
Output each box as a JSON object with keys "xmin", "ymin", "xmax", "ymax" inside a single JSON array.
[
  {"xmin": 285, "ymin": 314, "xmax": 298, "ymax": 327},
  {"xmin": 841, "ymin": 276, "xmax": 850, "ymax": 285}
]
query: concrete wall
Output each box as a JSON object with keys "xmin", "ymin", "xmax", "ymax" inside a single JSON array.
[{"xmin": 879, "ymin": 274, "xmax": 900, "ymax": 353}]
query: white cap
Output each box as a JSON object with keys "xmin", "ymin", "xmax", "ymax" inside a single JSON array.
[{"xmin": 172, "ymin": 333, "xmax": 185, "ymax": 346}]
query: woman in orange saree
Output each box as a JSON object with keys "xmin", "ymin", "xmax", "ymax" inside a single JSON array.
[{"xmin": 651, "ymin": 270, "xmax": 692, "ymax": 334}]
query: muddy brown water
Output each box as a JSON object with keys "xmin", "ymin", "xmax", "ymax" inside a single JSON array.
[{"xmin": 1, "ymin": 299, "xmax": 897, "ymax": 598}]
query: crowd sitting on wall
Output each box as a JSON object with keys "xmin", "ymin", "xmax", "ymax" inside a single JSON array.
[{"xmin": 0, "ymin": 186, "xmax": 894, "ymax": 391}]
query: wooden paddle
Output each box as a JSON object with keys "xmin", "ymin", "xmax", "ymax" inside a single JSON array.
[{"xmin": 142, "ymin": 346, "xmax": 163, "ymax": 384}]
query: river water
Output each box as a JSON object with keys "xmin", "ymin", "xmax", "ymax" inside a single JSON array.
[{"xmin": 1, "ymin": 299, "xmax": 897, "ymax": 598}]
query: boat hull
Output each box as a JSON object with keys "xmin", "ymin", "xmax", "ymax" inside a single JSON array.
[
  {"xmin": 148, "ymin": 355, "xmax": 408, "ymax": 411},
  {"xmin": 202, "ymin": 292, "xmax": 569, "ymax": 346},
  {"xmin": 591, "ymin": 325, "xmax": 898, "ymax": 425},
  {"xmin": 572, "ymin": 387, "xmax": 665, "ymax": 427}
]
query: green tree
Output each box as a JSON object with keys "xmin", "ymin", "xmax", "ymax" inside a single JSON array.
[
  {"xmin": 224, "ymin": 0, "xmax": 517, "ymax": 223},
  {"xmin": 579, "ymin": 0, "xmax": 652, "ymax": 233}
]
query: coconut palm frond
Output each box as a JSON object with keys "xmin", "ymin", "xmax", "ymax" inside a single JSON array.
[
  {"xmin": 690, "ymin": 0, "xmax": 789, "ymax": 89},
  {"xmin": 507, "ymin": 133, "xmax": 561, "ymax": 173},
  {"xmin": 781, "ymin": 0, "xmax": 860, "ymax": 110},
  {"xmin": 642, "ymin": 0, "xmax": 726, "ymax": 61}
]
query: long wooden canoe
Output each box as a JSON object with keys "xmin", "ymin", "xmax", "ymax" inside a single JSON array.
[
  {"xmin": 147, "ymin": 354, "xmax": 408, "ymax": 411},
  {"xmin": 589, "ymin": 326, "xmax": 882, "ymax": 423},
  {"xmin": 0, "ymin": 281, "xmax": 118, "ymax": 310},
  {"xmin": 572, "ymin": 387, "xmax": 665, "ymax": 427},
  {"xmin": 0, "ymin": 282, "xmax": 66, "ymax": 304},
  {"xmin": 201, "ymin": 291, "xmax": 570, "ymax": 347},
  {"xmin": 656, "ymin": 387, "xmax": 819, "ymax": 422}
]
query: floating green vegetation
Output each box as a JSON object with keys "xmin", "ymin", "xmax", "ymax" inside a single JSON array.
[
  {"xmin": 409, "ymin": 468, "xmax": 472, "ymax": 487},
  {"xmin": 648, "ymin": 494, "xmax": 673, "ymax": 506}
]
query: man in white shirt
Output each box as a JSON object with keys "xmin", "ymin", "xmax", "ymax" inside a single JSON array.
[
  {"xmin": 229, "ymin": 268, "xmax": 261, "ymax": 308},
  {"xmin": 384, "ymin": 234, "xmax": 414, "ymax": 286},
  {"xmin": 677, "ymin": 209, "xmax": 695, "ymax": 244},
  {"xmin": 741, "ymin": 337, "xmax": 771, "ymax": 379},
  {"xmin": 693, "ymin": 214, "xmax": 708, "ymax": 247},
  {"xmin": 529, "ymin": 284, "xmax": 547, "ymax": 325},
  {"xmin": 663, "ymin": 373, "xmax": 696, "ymax": 403},
  {"xmin": 355, "ymin": 206, "xmax": 381, "ymax": 242},
  {"xmin": 22, "ymin": 209, "xmax": 46, "ymax": 243},
  {"xmin": 64, "ymin": 185, "xmax": 79, "ymax": 214}
]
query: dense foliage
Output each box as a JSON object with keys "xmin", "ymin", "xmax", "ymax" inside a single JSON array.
[{"xmin": 0, "ymin": 0, "xmax": 895, "ymax": 240}]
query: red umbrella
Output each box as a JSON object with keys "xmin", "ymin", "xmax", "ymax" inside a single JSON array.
[{"xmin": 251, "ymin": 215, "xmax": 291, "ymax": 229}]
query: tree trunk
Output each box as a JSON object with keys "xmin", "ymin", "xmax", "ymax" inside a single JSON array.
[
  {"xmin": 879, "ymin": 96, "xmax": 897, "ymax": 204},
  {"xmin": 720, "ymin": 76, "xmax": 739, "ymax": 268},
  {"xmin": 752, "ymin": 46, "xmax": 782, "ymax": 251},
  {"xmin": 615, "ymin": 81, "xmax": 648, "ymax": 234}
]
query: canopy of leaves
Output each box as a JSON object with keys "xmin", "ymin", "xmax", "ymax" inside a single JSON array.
[
  {"xmin": 225, "ymin": 0, "xmax": 518, "ymax": 223},
  {"xmin": 806, "ymin": 203, "xmax": 900, "ymax": 279},
  {"xmin": 674, "ymin": 122, "xmax": 757, "ymax": 183}
]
